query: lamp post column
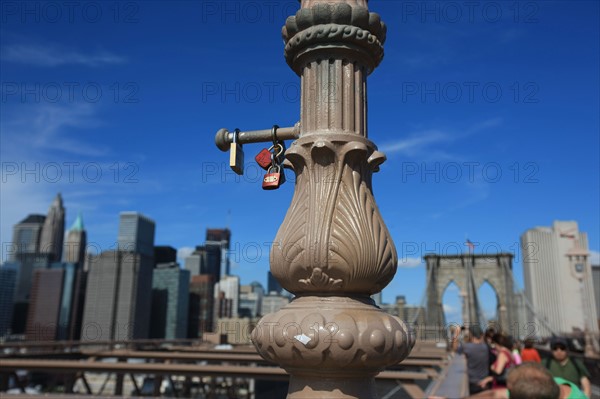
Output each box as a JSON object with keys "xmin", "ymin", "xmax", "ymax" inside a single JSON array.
[{"xmin": 251, "ymin": 1, "xmax": 414, "ymax": 398}]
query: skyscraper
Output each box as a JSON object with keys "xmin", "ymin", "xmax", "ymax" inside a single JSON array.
[
  {"xmin": 117, "ymin": 212, "xmax": 155, "ymax": 258},
  {"xmin": 11, "ymin": 252, "xmax": 49, "ymax": 334},
  {"xmin": 68, "ymin": 268, "xmax": 87, "ymax": 341},
  {"xmin": 81, "ymin": 252, "xmax": 118, "ymax": 341},
  {"xmin": 239, "ymin": 282, "xmax": 264, "ymax": 318},
  {"xmin": 10, "ymin": 195, "xmax": 64, "ymax": 335},
  {"xmin": 380, "ymin": 296, "xmax": 426, "ymax": 328},
  {"xmin": 185, "ymin": 245, "xmax": 221, "ymax": 280},
  {"xmin": 592, "ymin": 264, "xmax": 600, "ymax": 329},
  {"xmin": 81, "ymin": 251, "xmax": 153, "ymax": 341},
  {"xmin": 261, "ymin": 293, "xmax": 289, "ymax": 315},
  {"xmin": 0, "ymin": 264, "xmax": 17, "ymax": 337},
  {"xmin": 26, "ymin": 268, "xmax": 64, "ymax": 341},
  {"xmin": 154, "ymin": 246, "xmax": 177, "ymax": 267},
  {"xmin": 150, "ymin": 265, "xmax": 190, "ymax": 339},
  {"xmin": 188, "ymin": 274, "xmax": 215, "ymax": 336},
  {"xmin": 214, "ymin": 275, "xmax": 239, "ymax": 319},
  {"xmin": 47, "ymin": 261, "xmax": 87, "ymax": 341},
  {"xmin": 56, "ymin": 214, "xmax": 88, "ymax": 340},
  {"xmin": 63, "ymin": 212, "xmax": 86, "ymax": 265},
  {"xmin": 11, "ymin": 214, "xmax": 47, "ymax": 313},
  {"xmin": 39, "ymin": 193, "xmax": 65, "ymax": 262},
  {"xmin": 206, "ymin": 228, "xmax": 230, "ymax": 278},
  {"xmin": 10, "ymin": 214, "xmax": 45, "ymax": 260},
  {"xmin": 521, "ymin": 221, "xmax": 598, "ymax": 336},
  {"xmin": 10, "ymin": 213, "xmax": 49, "ymax": 334},
  {"xmin": 184, "ymin": 252, "xmax": 202, "ymax": 275}
]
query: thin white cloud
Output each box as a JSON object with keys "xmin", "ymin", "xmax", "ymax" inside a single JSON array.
[
  {"xmin": 382, "ymin": 118, "xmax": 503, "ymax": 219},
  {"xmin": 465, "ymin": 117, "xmax": 503, "ymax": 135},
  {"xmin": 177, "ymin": 247, "xmax": 195, "ymax": 262},
  {"xmin": 453, "ymin": 179, "xmax": 491, "ymax": 209},
  {"xmin": 2, "ymin": 103, "xmax": 109, "ymax": 157},
  {"xmin": 0, "ymin": 102, "xmax": 141, "ymax": 259},
  {"xmin": 3, "ymin": 43, "xmax": 126, "ymax": 67},
  {"xmin": 443, "ymin": 303, "xmax": 457, "ymax": 313},
  {"xmin": 379, "ymin": 118, "xmax": 502, "ymax": 158},
  {"xmin": 379, "ymin": 130, "xmax": 449, "ymax": 155},
  {"xmin": 398, "ymin": 256, "xmax": 423, "ymax": 268},
  {"xmin": 1, "ymin": 103, "xmax": 103, "ymax": 255},
  {"xmin": 445, "ymin": 284, "xmax": 459, "ymax": 293}
]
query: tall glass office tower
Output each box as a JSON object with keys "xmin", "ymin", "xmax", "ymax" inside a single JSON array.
[{"xmin": 117, "ymin": 212, "xmax": 155, "ymax": 257}]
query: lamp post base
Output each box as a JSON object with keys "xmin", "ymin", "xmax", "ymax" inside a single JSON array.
[
  {"xmin": 252, "ymin": 296, "xmax": 415, "ymax": 398},
  {"xmin": 288, "ymin": 375, "xmax": 377, "ymax": 399}
]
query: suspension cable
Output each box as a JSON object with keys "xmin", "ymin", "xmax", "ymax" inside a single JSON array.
[{"xmin": 499, "ymin": 257, "xmax": 558, "ymax": 336}]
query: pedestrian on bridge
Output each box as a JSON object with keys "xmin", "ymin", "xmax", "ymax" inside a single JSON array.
[
  {"xmin": 485, "ymin": 327, "xmax": 498, "ymax": 368},
  {"xmin": 467, "ymin": 362, "xmax": 586, "ymax": 399},
  {"xmin": 510, "ymin": 337, "xmax": 522, "ymax": 365},
  {"xmin": 521, "ymin": 338, "xmax": 542, "ymax": 363},
  {"xmin": 457, "ymin": 325, "xmax": 490, "ymax": 395},
  {"xmin": 545, "ymin": 337, "xmax": 591, "ymax": 398},
  {"xmin": 478, "ymin": 333, "xmax": 515, "ymax": 389}
]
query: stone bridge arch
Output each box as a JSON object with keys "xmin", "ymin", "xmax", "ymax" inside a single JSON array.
[{"xmin": 424, "ymin": 253, "xmax": 515, "ymax": 331}]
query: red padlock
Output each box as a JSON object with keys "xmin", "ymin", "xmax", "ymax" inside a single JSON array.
[
  {"xmin": 255, "ymin": 148, "xmax": 272, "ymax": 170},
  {"xmin": 262, "ymin": 165, "xmax": 283, "ymax": 190}
]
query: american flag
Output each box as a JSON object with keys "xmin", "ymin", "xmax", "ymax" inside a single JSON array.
[{"xmin": 465, "ymin": 239, "xmax": 475, "ymax": 253}]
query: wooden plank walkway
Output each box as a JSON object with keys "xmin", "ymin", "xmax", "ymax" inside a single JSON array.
[{"xmin": 424, "ymin": 354, "xmax": 468, "ymax": 399}]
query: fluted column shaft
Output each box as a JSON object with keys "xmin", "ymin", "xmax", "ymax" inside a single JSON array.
[{"xmin": 301, "ymin": 59, "xmax": 367, "ymax": 136}]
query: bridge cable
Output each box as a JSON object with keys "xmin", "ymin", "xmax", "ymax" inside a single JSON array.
[
  {"xmin": 499, "ymin": 256, "xmax": 559, "ymax": 337},
  {"xmin": 411, "ymin": 260, "xmax": 434, "ymax": 326}
]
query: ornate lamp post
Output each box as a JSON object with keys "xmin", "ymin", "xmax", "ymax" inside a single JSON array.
[
  {"xmin": 253, "ymin": 1, "xmax": 413, "ymax": 398},
  {"xmin": 216, "ymin": 1, "xmax": 414, "ymax": 397}
]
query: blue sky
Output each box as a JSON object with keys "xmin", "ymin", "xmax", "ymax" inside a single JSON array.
[{"xmin": 1, "ymin": 1, "xmax": 599, "ymax": 324}]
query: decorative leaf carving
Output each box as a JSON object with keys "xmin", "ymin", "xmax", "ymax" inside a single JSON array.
[
  {"xmin": 299, "ymin": 267, "xmax": 343, "ymax": 289},
  {"xmin": 271, "ymin": 135, "xmax": 397, "ymax": 295}
]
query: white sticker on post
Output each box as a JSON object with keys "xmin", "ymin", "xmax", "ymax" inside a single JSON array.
[{"xmin": 294, "ymin": 334, "xmax": 311, "ymax": 346}]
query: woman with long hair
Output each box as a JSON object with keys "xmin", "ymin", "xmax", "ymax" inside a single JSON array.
[{"xmin": 479, "ymin": 333, "xmax": 515, "ymax": 389}]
